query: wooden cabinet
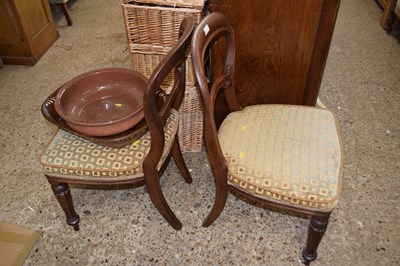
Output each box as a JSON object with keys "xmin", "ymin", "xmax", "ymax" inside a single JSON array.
[
  {"xmin": 208, "ymin": 0, "xmax": 340, "ymax": 123},
  {"xmin": 0, "ymin": 0, "xmax": 58, "ymax": 65}
]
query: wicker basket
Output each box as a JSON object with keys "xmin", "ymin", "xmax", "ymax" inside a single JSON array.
[
  {"xmin": 122, "ymin": 0, "xmax": 205, "ymax": 8},
  {"xmin": 130, "ymin": 51, "xmax": 196, "ymax": 91},
  {"xmin": 177, "ymin": 86, "xmax": 203, "ymax": 152},
  {"xmin": 130, "ymin": 51, "xmax": 202, "ymax": 152},
  {"xmin": 122, "ymin": 0, "xmax": 205, "ymax": 152},
  {"xmin": 122, "ymin": 0, "xmax": 204, "ymax": 52}
]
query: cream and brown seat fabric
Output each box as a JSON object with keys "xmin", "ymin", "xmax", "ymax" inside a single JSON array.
[
  {"xmin": 191, "ymin": 12, "xmax": 343, "ymax": 265},
  {"xmin": 219, "ymin": 105, "xmax": 341, "ymax": 211},
  {"xmin": 40, "ymin": 109, "xmax": 178, "ymax": 182}
]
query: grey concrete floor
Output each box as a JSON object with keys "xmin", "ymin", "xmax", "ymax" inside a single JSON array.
[{"xmin": 1, "ymin": 0, "xmax": 399, "ymax": 265}]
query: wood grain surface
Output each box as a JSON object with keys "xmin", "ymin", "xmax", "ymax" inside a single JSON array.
[{"xmin": 209, "ymin": 0, "xmax": 340, "ymax": 124}]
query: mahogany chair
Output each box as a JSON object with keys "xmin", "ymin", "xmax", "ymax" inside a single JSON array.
[
  {"xmin": 191, "ymin": 12, "xmax": 343, "ymax": 265},
  {"xmin": 38, "ymin": 17, "xmax": 195, "ymax": 231}
]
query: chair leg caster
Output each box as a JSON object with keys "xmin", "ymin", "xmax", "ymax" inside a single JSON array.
[
  {"xmin": 301, "ymin": 214, "xmax": 331, "ymax": 265},
  {"xmin": 67, "ymin": 215, "xmax": 80, "ymax": 231},
  {"xmin": 301, "ymin": 249, "xmax": 316, "ymax": 265}
]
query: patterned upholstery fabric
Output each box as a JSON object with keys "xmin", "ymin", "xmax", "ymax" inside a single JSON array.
[
  {"xmin": 219, "ymin": 105, "xmax": 342, "ymax": 211},
  {"xmin": 39, "ymin": 109, "xmax": 179, "ymax": 182}
]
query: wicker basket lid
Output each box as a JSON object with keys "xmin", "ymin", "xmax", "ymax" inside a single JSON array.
[{"xmin": 124, "ymin": 0, "xmax": 206, "ymax": 9}]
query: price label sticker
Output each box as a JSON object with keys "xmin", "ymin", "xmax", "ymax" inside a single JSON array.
[{"xmin": 204, "ymin": 24, "xmax": 210, "ymax": 36}]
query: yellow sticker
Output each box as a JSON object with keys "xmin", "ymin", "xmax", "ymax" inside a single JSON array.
[
  {"xmin": 131, "ymin": 140, "xmax": 139, "ymax": 148},
  {"xmin": 242, "ymin": 126, "xmax": 247, "ymax": 132},
  {"xmin": 115, "ymin": 103, "xmax": 122, "ymax": 107},
  {"xmin": 239, "ymin": 152, "xmax": 244, "ymax": 158}
]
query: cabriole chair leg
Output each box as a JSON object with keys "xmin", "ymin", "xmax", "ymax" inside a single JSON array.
[
  {"xmin": 202, "ymin": 180, "xmax": 228, "ymax": 227},
  {"xmin": 144, "ymin": 168, "xmax": 183, "ymax": 230}
]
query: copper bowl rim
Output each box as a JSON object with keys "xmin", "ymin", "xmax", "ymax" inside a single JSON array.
[{"xmin": 54, "ymin": 68, "xmax": 148, "ymax": 128}]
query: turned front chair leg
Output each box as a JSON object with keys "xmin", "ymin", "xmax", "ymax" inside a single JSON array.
[
  {"xmin": 48, "ymin": 179, "xmax": 80, "ymax": 231},
  {"xmin": 302, "ymin": 213, "xmax": 331, "ymax": 265}
]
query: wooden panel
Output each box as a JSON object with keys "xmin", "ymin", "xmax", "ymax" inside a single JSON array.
[
  {"xmin": 18, "ymin": 0, "xmax": 50, "ymax": 38},
  {"xmin": 0, "ymin": 0, "xmax": 27, "ymax": 57},
  {"xmin": 209, "ymin": 0, "xmax": 340, "ymax": 123},
  {"xmin": 0, "ymin": 1, "xmax": 19, "ymax": 42},
  {"xmin": 0, "ymin": 0, "xmax": 58, "ymax": 65},
  {"xmin": 14, "ymin": 0, "xmax": 58, "ymax": 61}
]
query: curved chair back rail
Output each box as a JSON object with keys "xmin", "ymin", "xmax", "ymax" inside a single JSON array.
[
  {"xmin": 39, "ymin": 17, "xmax": 195, "ymax": 231},
  {"xmin": 191, "ymin": 12, "xmax": 343, "ymax": 265},
  {"xmin": 191, "ymin": 12, "xmax": 240, "ymax": 178}
]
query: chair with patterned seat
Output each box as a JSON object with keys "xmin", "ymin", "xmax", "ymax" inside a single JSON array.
[
  {"xmin": 38, "ymin": 17, "xmax": 195, "ymax": 231},
  {"xmin": 191, "ymin": 12, "xmax": 343, "ymax": 265},
  {"xmin": 49, "ymin": 0, "xmax": 73, "ymax": 26}
]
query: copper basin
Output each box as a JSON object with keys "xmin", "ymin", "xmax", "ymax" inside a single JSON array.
[{"xmin": 55, "ymin": 68, "xmax": 148, "ymax": 136}]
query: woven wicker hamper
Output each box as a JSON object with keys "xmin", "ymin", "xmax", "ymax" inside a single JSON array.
[{"xmin": 122, "ymin": 0, "xmax": 205, "ymax": 152}]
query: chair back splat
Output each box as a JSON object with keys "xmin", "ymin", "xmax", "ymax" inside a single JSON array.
[{"xmin": 192, "ymin": 12, "xmax": 343, "ymax": 265}]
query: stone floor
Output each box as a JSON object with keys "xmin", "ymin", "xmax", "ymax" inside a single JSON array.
[{"xmin": 0, "ymin": 0, "xmax": 399, "ymax": 265}]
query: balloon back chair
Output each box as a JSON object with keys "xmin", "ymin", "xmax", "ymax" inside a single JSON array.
[
  {"xmin": 38, "ymin": 17, "xmax": 195, "ymax": 231},
  {"xmin": 191, "ymin": 12, "xmax": 343, "ymax": 265}
]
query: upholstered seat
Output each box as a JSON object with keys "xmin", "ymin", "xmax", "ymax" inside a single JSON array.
[
  {"xmin": 39, "ymin": 109, "xmax": 178, "ymax": 182},
  {"xmin": 219, "ymin": 105, "xmax": 342, "ymax": 211}
]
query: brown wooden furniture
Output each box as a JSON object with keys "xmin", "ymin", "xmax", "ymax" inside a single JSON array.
[
  {"xmin": 38, "ymin": 17, "xmax": 195, "ymax": 231},
  {"xmin": 0, "ymin": 0, "xmax": 58, "ymax": 65},
  {"xmin": 49, "ymin": 0, "xmax": 73, "ymax": 26},
  {"xmin": 192, "ymin": 12, "xmax": 343, "ymax": 265},
  {"xmin": 379, "ymin": 0, "xmax": 400, "ymax": 31},
  {"xmin": 377, "ymin": 0, "xmax": 391, "ymax": 9},
  {"xmin": 378, "ymin": 0, "xmax": 391, "ymax": 29},
  {"xmin": 208, "ymin": 0, "xmax": 341, "ymax": 125}
]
